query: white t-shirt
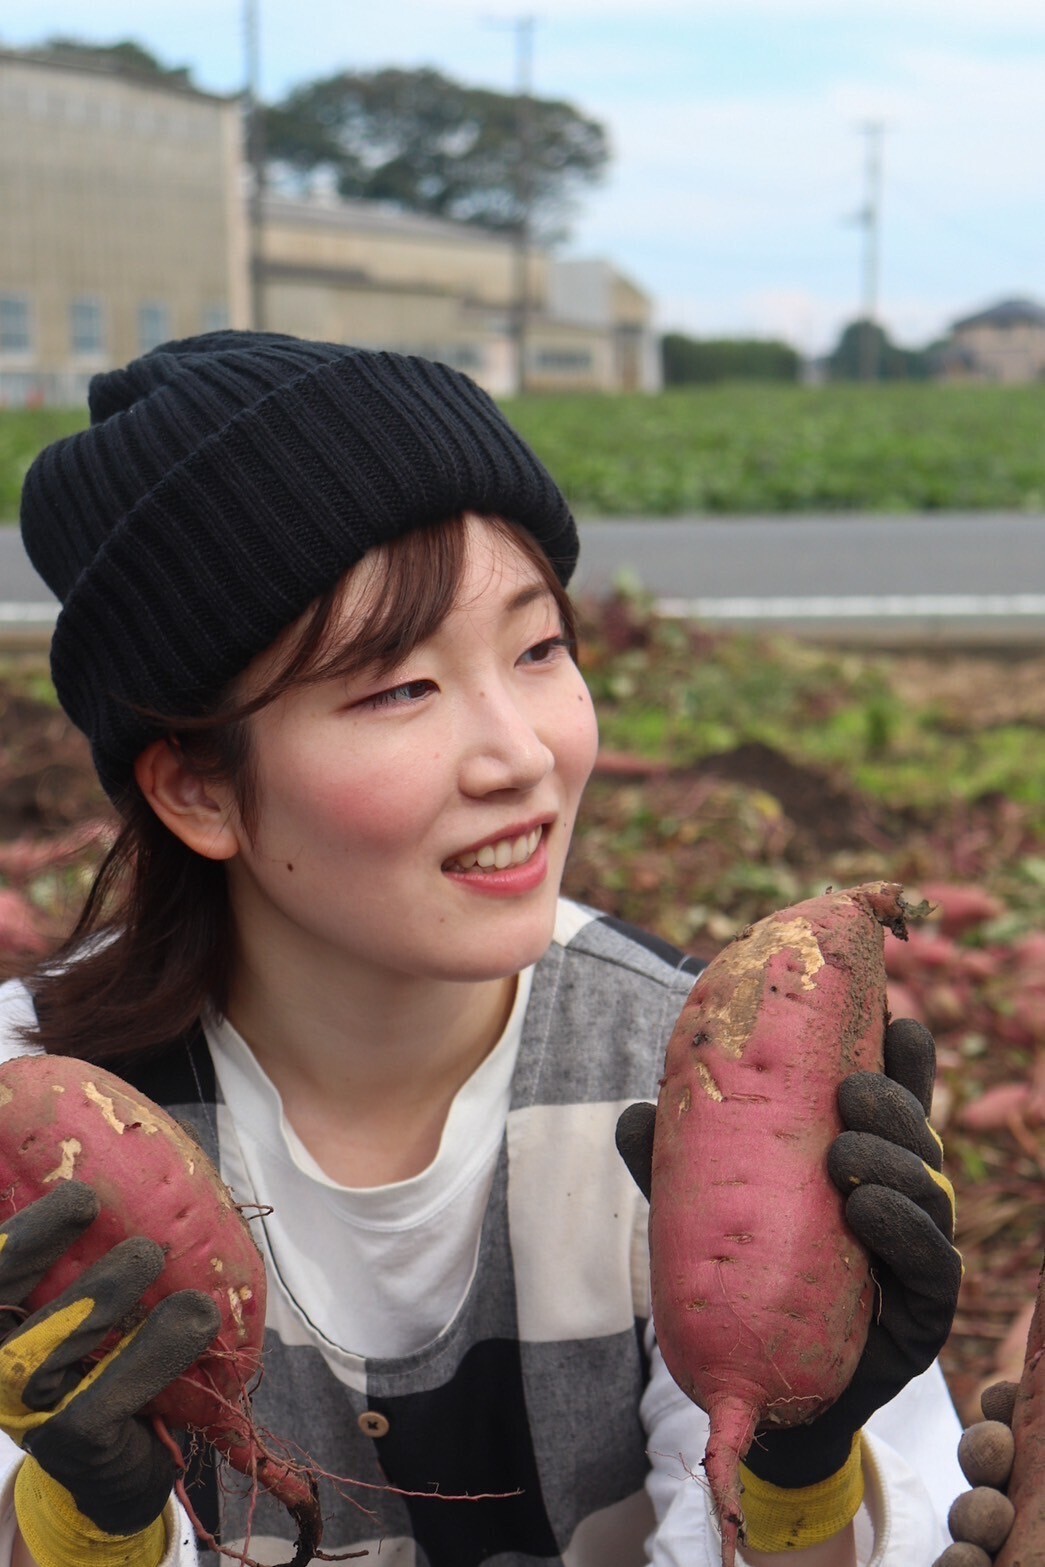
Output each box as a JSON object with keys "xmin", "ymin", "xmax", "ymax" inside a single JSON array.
[{"xmin": 204, "ymin": 965, "xmax": 533, "ymax": 1359}]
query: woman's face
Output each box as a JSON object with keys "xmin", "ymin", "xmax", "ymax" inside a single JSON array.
[{"xmin": 219, "ymin": 517, "xmax": 599, "ymax": 987}]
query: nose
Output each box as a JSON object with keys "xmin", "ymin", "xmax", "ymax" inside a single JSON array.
[{"xmin": 458, "ymin": 685, "xmax": 555, "ymax": 797}]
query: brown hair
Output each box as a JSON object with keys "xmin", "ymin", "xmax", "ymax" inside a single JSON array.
[{"xmin": 26, "ymin": 515, "xmax": 578, "ymax": 1067}]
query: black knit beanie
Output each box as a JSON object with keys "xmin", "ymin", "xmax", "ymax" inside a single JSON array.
[{"xmin": 20, "ymin": 330, "xmax": 578, "ymax": 803}]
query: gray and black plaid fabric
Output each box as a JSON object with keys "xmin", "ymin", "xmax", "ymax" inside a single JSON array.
[{"xmin": 126, "ymin": 907, "xmax": 703, "ymax": 1566}]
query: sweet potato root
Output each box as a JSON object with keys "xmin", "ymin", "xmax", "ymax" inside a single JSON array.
[{"xmin": 649, "ymin": 881, "xmax": 909, "ymax": 1566}]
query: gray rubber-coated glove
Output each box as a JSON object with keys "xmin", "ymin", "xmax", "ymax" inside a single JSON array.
[{"xmin": 0, "ymin": 1180, "xmax": 220, "ymax": 1546}]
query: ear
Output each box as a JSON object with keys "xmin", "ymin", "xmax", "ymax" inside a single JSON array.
[{"xmin": 134, "ymin": 738, "xmax": 241, "ymax": 861}]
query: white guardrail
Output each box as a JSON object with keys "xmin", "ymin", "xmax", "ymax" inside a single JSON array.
[
  {"xmin": 656, "ymin": 592, "xmax": 1045, "ymax": 620},
  {"xmin": 4, "ymin": 594, "xmax": 1045, "ymax": 651}
]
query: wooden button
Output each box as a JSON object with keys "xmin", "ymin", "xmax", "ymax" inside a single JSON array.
[{"xmin": 358, "ymin": 1410, "xmax": 390, "ymax": 1438}]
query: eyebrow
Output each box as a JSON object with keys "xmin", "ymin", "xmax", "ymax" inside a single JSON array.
[{"xmin": 505, "ymin": 581, "xmax": 556, "ymax": 615}]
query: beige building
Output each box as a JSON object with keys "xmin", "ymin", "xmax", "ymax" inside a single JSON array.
[
  {"xmin": 258, "ymin": 193, "xmax": 661, "ymax": 395},
  {"xmin": 545, "ymin": 259, "xmax": 660, "ymax": 393},
  {"xmin": 938, "ymin": 298, "xmax": 1045, "ymax": 384},
  {"xmin": 1, "ymin": 47, "xmax": 658, "ymax": 404},
  {"xmin": 0, "ymin": 48, "xmax": 247, "ymax": 406}
]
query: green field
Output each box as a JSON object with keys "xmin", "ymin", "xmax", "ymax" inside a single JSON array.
[
  {"xmin": 503, "ymin": 382, "xmax": 1045, "ymax": 515},
  {"xmin": 5, "ymin": 382, "xmax": 1045, "ymax": 518},
  {"xmin": 0, "ymin": 408, "xmax": 87, "ymax": 522}
]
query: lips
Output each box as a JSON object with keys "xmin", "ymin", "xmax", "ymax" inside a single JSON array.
[{"xmin": 443, "ymin": 826, "xmax": 543, "ymax": 873}]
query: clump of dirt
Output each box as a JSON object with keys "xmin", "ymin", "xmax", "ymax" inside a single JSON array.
[{"xmin": 691, "ymin": 738, "xmax": 893, "ymax": 852}]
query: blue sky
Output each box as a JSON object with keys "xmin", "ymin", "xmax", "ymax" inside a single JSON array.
[{"xmin": 3, "ymin": 0, "xmax": 1044, "ymax": 354}]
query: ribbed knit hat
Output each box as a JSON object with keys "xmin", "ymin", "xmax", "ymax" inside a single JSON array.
[{"xmin": 20, "ymin": 330, "xmax": 578, "ymax": 803}]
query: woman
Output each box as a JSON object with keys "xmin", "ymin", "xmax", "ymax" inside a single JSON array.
[{"xmin": 0, "ymin": 331, "xmax": 963, "ymax": 1566}]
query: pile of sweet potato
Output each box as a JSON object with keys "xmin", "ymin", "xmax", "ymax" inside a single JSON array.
[{"xmin": 882, "ymin": 882, "xmax": 1045, "ymax": 1136}]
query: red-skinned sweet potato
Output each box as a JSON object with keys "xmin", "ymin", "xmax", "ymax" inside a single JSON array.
[
  {"xmin": 917, "ymin": 883, "xmax": 1003, "ymax": 939},
  {"xmin": 0, "ymin": 1053, "xmax": 323, "ymax": 1567},
  {"xmin": 649, "ymin": 881, "xmax": 909, "ymax": 1566}
]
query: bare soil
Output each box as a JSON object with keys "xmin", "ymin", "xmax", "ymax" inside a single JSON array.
[{"xmin": 2, "ymin": 648, "xmax": 1044, "ymax": 1424}]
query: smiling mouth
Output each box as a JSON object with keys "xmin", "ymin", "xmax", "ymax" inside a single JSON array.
[{"xmin": 444, "ymin": 827, "xmax": 543, "ymax": 873}]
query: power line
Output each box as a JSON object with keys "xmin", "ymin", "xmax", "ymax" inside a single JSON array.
[{"xmin": 885, "ymin": 174, "xmax": 1045, "ymax": 277}]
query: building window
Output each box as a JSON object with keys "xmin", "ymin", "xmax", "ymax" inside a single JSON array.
[
  {"xmin": 201, "ymin": 304, "xmax": 230, "ymax": 334},
  {"xmin": 138, "ymin": 302, "xmax": 170, "ymax": 354},
  {"xmin": 532, "ymin": 349, "xmax": 593, "ymax": 372},
  {"xmin": 446, "ymin": 345, "xmax": 483, "ymax": 371},
  {"xmin": 70, "ymin": 297, "xmax": 105, "ymax": 356},
  {"xmin": 0, "ymin": 294, "xmax": 32, "ymax": 354}
]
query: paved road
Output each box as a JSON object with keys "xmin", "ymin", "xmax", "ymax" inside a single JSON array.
[
  {"xmin": 570, "ymin": 513, "xmax": 1045, "ymax": 642},
  {"xmin": 3, "ymin": 513, "xmax": 1044, "ymax": 644}
]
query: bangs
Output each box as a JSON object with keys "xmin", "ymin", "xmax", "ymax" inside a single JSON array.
[
  {"xmin": 248, "ymin": 512, "xmax": 577, "ymax": 706},
  {"xmin": 169, "ymin": 514, "xmax": 580, "ymax": 834},
  {"xmin": 274, "ymin": 515, "xmax": 471, "ymax": 693}
]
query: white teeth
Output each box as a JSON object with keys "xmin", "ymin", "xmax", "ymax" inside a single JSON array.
[{"xmin": 448, "ymin": 828, "xmax": 542, "ymax": 873}]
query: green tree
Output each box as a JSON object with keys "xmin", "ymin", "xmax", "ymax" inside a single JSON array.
[
  {"xmin": 263, "ymin": 67, "xmax": 610, "ymax": 242},
  {"xmin": 827, "ymin": 319, "xmax": 931, "ymax": 381},
  {"xmin": 661, "ymin": 334, "xmax": 800, "ymax": 385},
  {"xmin": 30, "ymin": 37, "xmax": 195, "ymax": 87}
]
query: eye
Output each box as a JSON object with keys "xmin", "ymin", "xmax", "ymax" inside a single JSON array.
[
  {"xmin": 520, "ymin": 635, "xmax": 569, "ymax": 666},
  {"xmin": 363, "ymin": 679, "xmax": 436, "ymax": 709}
]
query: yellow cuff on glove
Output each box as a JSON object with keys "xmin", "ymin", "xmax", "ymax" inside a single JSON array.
[
  {"xmin": 739, "ymin": 1434, "xmax": 864, "ymax": 1554},
  {"xmin": 15, "ymin": 1457, "xmax": 167, "ymax": 1567}
]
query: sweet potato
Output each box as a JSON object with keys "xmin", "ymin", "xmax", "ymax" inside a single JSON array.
[
  {"xmin": 995, "ymin": 1252, "xmax": 1045, "ymax": 1566},
  {"xmin": 0, "ymin": 1053, "xmax": 323, "ymax": 1567},
  {"xmin": 917, "ymin": 883, "xmax": 1004, "ymax": 938},
  {"xmin": 649, "ymin": 881, "xmax": 909, "ymax": 1566},
  {"xmin": 883, "ymin": 927, "xmax": 957, "ymax": 982},
  {"xmin": 0, "ymin": 890, "xmax": 49, "ymax": 959}
]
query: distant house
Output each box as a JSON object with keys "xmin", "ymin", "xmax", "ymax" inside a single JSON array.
[{"xmin": 936, "ymin": 298, "xmax": 1045, "ymax": 384}]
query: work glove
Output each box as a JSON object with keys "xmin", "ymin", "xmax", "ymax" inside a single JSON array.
[
  {"xmin": 0, "ymin": 1180, "xmax": 221, "ymax": 1567},
  {"xmin": 616, "ymin": 1017, "xmax": 962, "ymax": 1552},
  {"xmin": 932, "ymin": 1380, "xmax": 1017, "ymax": 1566}
]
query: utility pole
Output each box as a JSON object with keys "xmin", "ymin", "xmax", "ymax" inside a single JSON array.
[
  {"xmin": 511, "ymin": 17, "xmax": 535, "ymax": 395},
  {"xmin": 857, "ymin": 121, "xmax": 884, "ymax": 380},
  {"xmin": 488, "ymin": 16, "xmax": 536, "ymax": 394},
  {"xmin": 244, "ymin": 0, "xmax": 266, "ymax": 330},
  {"xmin": 485, "ymin": 14, "xmax": 536, "ymax": 393}
]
